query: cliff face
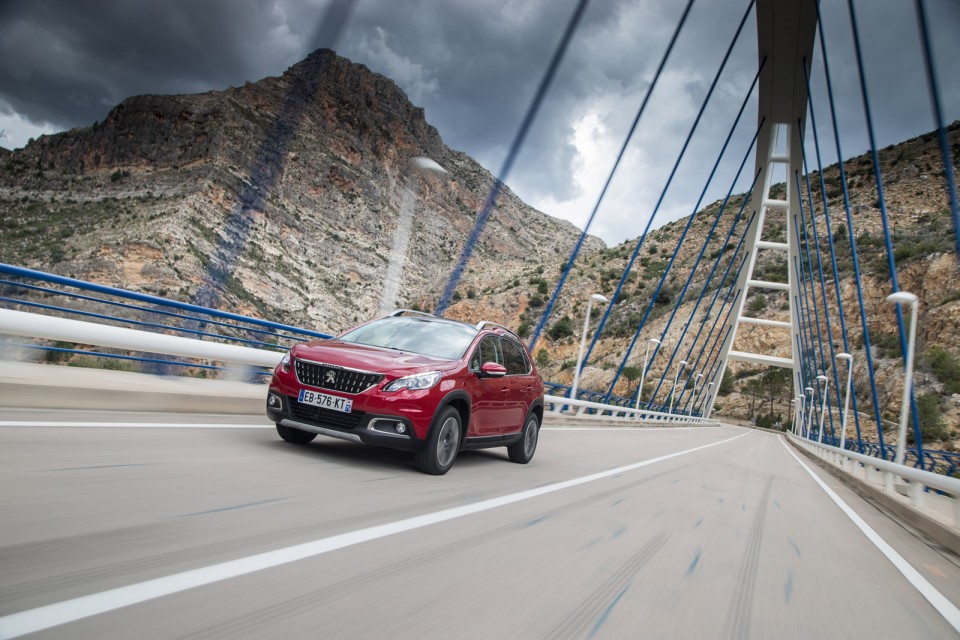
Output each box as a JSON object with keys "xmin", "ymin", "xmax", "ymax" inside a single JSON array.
[{"xmin": 0, "ymin": 49, "xmax": 603, "ymax": 331}]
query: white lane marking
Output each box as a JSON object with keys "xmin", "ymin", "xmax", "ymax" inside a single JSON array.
[
  {"xmin": 542, "ymin": 426, "xmax": 729, "ymax": 431},
  {"xmin": 0, "ymin": 432, "xmax": 749, "ymax": 638},
  {"xmin": 780, "ymin": 437, "xmax": 960, "ymax": 633},
  {"xmin": 0, "ymin": 422, "xmax": 270, "ymax": 429}
]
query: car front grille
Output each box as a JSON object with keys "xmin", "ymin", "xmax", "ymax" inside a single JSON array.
[
  {"xmin": 289, "ymin": 398, "xmax": 365, "ymax": 430},
  {"xmin": 294, "ymin": 359, "xmax": 384, "ymax": 394}
]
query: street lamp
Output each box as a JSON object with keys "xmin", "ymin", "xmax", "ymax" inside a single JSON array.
[
  {"xmin": 804, "ymin": 386, "xmax": 815, "ymax": 439},
  {"xmin": 700, "ymin": 381, "xmax": 714, "ymax": 417},
  {"xmin": 791, "ymin": 398, "xmax": 798, "ymax": 434},
  {"xmin": 634, "ymin": 338, "xmax": 661, "ymax": 413},
  {"xmin": 816, "ymin": 374, "xmax": 829, "ymax": 443},
  {"xmin": 796, "ymin": 395, "xmax": 805, "ymax": 436},
  {"xmin": 837, "ymin": 353, "xmax": 853, "ymax": 451},
  {"xmin": 669, "ymin": 360, "xmax": 687, "ymax": 415},
  {"xmin": 688, "ymin": 373, "xmax": 703, "ymax": 415},
  {"xmin": 886, "ymin": 291, "xmax": 919, "ymax": 466},
  {"xmin": 570, "ymin": 293, "xmax": 608, "ymax": 406}
]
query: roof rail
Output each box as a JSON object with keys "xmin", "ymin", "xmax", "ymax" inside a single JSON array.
[
  {"xmin": 387, "ymin": 309, "xmax": 437, "ymax": 318},
  {"xmin": 475, "ymin": 321, "xmax": 521, "ymax": 340}
]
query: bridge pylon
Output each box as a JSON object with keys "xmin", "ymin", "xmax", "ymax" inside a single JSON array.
[{"xmin": 703, "ymin": 0, "xmax": 819, "ymax": 419}]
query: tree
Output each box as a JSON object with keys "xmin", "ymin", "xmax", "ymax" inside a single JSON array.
[
  {"xmin": 548, "ymin": 316, "xmax": 574, "ymax": 341},
  {"xmin": 743, "ymin": 378, "xmax": 763, "ymax": 419},
  {"xmin": 536, "ymin": 348, "xmax": 550, "ymax": 369},
  {"xmin": 761, "ymin": 368, "xmax": 791, "ymax": 415},
  {"xmin": 621, "ymin": 366, "xmax": 641, "ymax": 398},
  {"xmin": 719, "ymin": 369, "xmax": 734, "ymax": 395}
]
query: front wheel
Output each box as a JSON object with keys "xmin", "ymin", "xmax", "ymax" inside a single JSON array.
[
  {"xmin": 415, "ymin": 407, "xmax": 462, "ymax": 475},
  {"xmin": 508, "ymin": 413, "xmax": 540, "ymax": 464},
  {"xmin": 276, "ymin": 423, "xmax": 317, "ymax": 444}
]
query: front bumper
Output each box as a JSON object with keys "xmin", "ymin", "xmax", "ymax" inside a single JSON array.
[{"xmin": 266, "ymin": 390, "xmax": 424, "ymax": 451}]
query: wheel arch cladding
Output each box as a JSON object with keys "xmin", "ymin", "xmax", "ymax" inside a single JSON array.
[{"xmin": 438, "ymin": 391, "xmax": 471, "ymax": 438}]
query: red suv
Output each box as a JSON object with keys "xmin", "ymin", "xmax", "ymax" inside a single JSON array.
[{"xmin": 266, "ymin": 311, "xmax": 544, "ymax": 474}]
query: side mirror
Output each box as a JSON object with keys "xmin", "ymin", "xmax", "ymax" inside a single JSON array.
[{"xmin": 479, "ymin": 362, "xmax": 507, "ymax": 378}]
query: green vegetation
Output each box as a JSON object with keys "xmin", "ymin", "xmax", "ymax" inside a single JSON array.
[
  {"xmin": 548, "ymin": 315, "xmax": 574, "ymax": 341},
  {"xmin": 923, "ymin": 347, "xmax": 960, "ymax": 395}
]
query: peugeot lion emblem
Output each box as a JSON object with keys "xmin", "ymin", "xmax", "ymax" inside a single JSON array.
[{"xmin": 325, "ymin": 370, "xmax": 337, "ymax": 385}]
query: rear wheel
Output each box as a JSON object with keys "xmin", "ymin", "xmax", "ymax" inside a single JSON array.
[
  {"xmin": 276, "ymin": 423, "xmax": 317, "ymax": 444},
  {"xmin": 415, "ymin": 407, "xmax": 462, "ymax": 475},
  {"xmin": 508, "ymin": 413, "xmax": 539, "ymax": 464}
]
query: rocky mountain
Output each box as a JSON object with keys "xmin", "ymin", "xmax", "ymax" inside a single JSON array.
[
  {"xmin": 0, "ymin": 48, "xmax": 603, "ymax": 331},
  {"xmin": 1, "ymin": 48, "xmax": 958, "ymax": 444}
]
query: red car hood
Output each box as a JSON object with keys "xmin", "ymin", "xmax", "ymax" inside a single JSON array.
[{"xmin": 291, "ymin": 340, "xmax": 461, "ymax": 376}]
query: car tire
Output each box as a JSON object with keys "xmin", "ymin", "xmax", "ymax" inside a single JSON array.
[
  {"xmin": 415, "ymin": 406, "xmax": 462, "ymax": 475},
  {"xmin": 507, "ymin": 412, "xmax": 539, "ymax": 464},
  {"xmin": 276, "ymin": 423, "xmax": 317, "ymax": 444}
]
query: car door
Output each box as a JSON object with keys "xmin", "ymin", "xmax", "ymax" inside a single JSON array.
[
  {"xmin": 467, "ymin": 335, "xmax": 510, "ymax": 436},
  {"xmin": 501, "ymin": 337, "xmax": 535, "ymax": 433}
]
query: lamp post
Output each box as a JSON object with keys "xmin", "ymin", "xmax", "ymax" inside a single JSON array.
[
  {"xmin": 886, "ymin": 291, "xmax": 919, "ymax": 466},
  {"xmin": 837, "ymin": 353, "xmax": 853, "ymax": 451},
  {"xmin": 570, "ymin": 293, "xmax": 608, "ymax": 407},
  {"xmin": 796, "ymin": 395, "xmax": 805, "ymax": 436},
  {"xmin": 791, "ymin": 398, "xmax": 798, "ymax": 434},
  {"xmin": 634, "ymin": 338, "xmax": 661, "ymax": 414},
  {"xmin": 804, "ymin": 386, "xmax": 815, "ymax": 439},
  {"xmin": 669, "ymin": 360, "xmax": 687, "ymax": 415},
  {"xmin": 700, "ymin": 381, "xmax": 713, "ymax": 417},
  {"xmin": 816, "ymin": 374, "xmax": 829, "ymax": 443}
]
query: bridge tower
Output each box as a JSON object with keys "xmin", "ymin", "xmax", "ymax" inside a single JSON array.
[{"xmin": 703, "ymin": 0, "xmax": 819, "ymax": 418}]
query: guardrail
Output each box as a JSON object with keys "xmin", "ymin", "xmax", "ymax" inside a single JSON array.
[
  {"xmin": 543, "ymin": 394, "xmax": 718, "ymax": 425},
  {"xmin": 0, "ymin": 263, "xmax": 330, "ymax": 375},
  {"xmin": 788, "ymin": 431, "xmax": 960, "ymax": 527}
]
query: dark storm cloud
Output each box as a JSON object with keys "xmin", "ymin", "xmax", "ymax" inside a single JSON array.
[{"xmin": 0, "ymin": 0, "xmax": 956, "ymax": 244}]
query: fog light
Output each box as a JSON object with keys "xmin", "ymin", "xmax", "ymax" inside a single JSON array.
[
  {"xmin": 395, "ymin": 423, "xmax": 407, "ymax": 434},
  {"xmin": 268, "ymin": 394, "xmax": 280, "ymax": 408}
]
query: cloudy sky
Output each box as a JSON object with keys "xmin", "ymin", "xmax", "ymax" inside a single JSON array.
[{"xmin": 0, "ymin": 0, "xmax": 957, "ymax": 245}]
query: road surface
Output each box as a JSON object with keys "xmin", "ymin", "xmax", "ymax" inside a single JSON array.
[{"xmin": 1, "ymin": 410, "xmax": 959, "ymax": 638}]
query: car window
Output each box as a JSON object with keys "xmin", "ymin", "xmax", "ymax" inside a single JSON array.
[
  {"xmin": 339, "ymin": 317, "xmax": 478, "ymax": 360},
  {"xmin": 502, "ymin": 338, "xmax": 530, "ymax": 375},
  {"xmin": 470, "ymin": 336, "xmax": 503, "ymax": 370}
]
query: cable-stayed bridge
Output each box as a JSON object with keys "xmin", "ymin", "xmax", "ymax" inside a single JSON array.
[{"xmin": 1, "ymin": 0, "xmax": 959, "ymax": 637}]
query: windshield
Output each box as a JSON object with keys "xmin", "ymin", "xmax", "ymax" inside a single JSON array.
[{"xmin": 339, "ymin": 317, "xmax": 478, "ymax": 360}]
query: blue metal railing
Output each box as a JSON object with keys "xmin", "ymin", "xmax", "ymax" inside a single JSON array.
[{"xmin": 0, "ymin": 263, "xmax": 332, "ymax": 376}]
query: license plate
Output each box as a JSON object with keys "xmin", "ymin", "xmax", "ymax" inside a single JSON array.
[{"xmin": 298, "ymin": 389, "xmax": 353, "ymax": 413}]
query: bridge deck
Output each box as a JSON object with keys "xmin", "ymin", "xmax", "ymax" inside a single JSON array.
[{"xmin": 1, "ymin": 413, "xmax": 958, "ymax": 638}]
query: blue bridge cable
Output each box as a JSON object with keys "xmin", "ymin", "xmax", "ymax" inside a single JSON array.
[
  {"xmin": 678, "ymin": 247, "xmax": 751, "ymax": 408},
  {"xmin": 666, "ymin": 208, "xmax": 757, "ymax": 406},
  {"xmin": 798, "ymin": 85, "xmax": 868, "ymax": 453},
  {"xmin": 791, "ymin": 245, "xmax": 817, "ymax": 430},
  {"xmin": 435, "ymin": 0, "xmax": 591, "ymax": 315},
  {"xmin": 580, "ymin": 0, "xmax": 756, "ymax": 375},
  {"xmin": 795, "ymin": 167, "xmax": 844, "ymax": 441},
  {"xmin": 528, "ymin": 0, "xmax": 697, "ymax": 351},
  {"xmin": 848, "ymin": 0, "xmax": 925, "ymax": 461},
  {"xmin": 807, "ymin": 22, "xmax": 889, "ymax": 455},
  {"xmin": 606, "ymin": 66, "xmax": 764, "ymax": 401},
  {"xmin": 647, "ymin": 159, "xmax": 763, "ymax": 409},
  {"xmin": 798, "ymin": 138, "xmax": 864, "ymax": 449},
  {"xmin": 914, "ymin": 0, "xmax": 960, "ymax": 262},
  {"xmin": 684, "ymin": 269, "xmax": 748, "ymax": 410},
  {"xmin": 795, "ymin": 173, "xmax": 836, "ymax": 439},
  {"xmin": 671, "ymin": 196, "xmax": 755, "ymax": 413}
]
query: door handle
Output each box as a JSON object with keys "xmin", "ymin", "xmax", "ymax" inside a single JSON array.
[{"xmin": 501, "ymin": 388, "xmax": 510, "ymax": 393}]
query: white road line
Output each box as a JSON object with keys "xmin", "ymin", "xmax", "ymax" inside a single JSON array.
[
  {"xmin": 0, "ymin": 422, "xmax": 270, "ymax": 429},
  {"xmin": 0, "ymin": 431, "xmax": 749, "ymax": 639},
  {"xmin": 542, "ymin": 426, "xmax": 731, "ymax": 431},
  {"xmin": 780, "ymin": 437, "xmax": 960, "ymax": 634}
]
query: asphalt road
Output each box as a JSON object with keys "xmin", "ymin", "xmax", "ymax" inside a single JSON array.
[{"xmin": 1, "ymin": 410, "xmax": 959, "ymax": 639}]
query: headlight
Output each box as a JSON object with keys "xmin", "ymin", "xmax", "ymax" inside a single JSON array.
[
  {"xmin": 384, "ymin": 371, "xmax": 442, "ymax": 392},
  {"xmin": 280, "ymin": 352, "xmax": 291, "ymax": 373}
]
